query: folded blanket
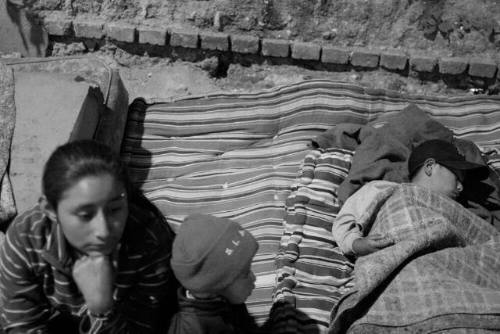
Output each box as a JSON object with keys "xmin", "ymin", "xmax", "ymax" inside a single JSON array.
[
  {"xmin": 0, "ymin": 63, "xmax": 16, "ymax": 230},
  {"xmin": 274, "ymin": 148, "xmax": 355, "ymax": 333},
  {"xmin": 314, "ymin": 104, "xmax": 455, "ymax": 203},
  {"xmin": 330, "ymin": 184, "xmax": 500, "ymax": 333}
]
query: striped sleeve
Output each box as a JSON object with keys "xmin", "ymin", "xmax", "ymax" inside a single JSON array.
[{"xmin": 0, "ymin": 217, "xmax": 52, "ymax": 333}]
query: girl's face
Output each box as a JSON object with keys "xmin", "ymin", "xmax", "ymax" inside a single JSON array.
[
  {"xmin": 220, "ymin": 266, "xmax": 256, "ymax": 304},
  {"xmin": 54, "ymin": 173, "xmax": 128, "ymax": 257}
]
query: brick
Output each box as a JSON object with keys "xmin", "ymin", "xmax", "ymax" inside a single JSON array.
[
  {"xmin": 350, "ymin": 49, "xmax": 380, "ymax": 68},
  {"xmin": 105, "ymin": 22, "xmax": 135, "ymax": 43},
  {"xmin": 261, "ymin": 38, "xmax": 290, "ymax": 58},
  {"xmin": 170, "ymin": 29, "xmax": 199, "ymax": 49},
  {"xmin": 321, "ymin": 46, "xmax": 350, "ymax": 64},
  {"xmin": 439, "ymin": 57, "xmax": 468, "ymax": 75},
  {"xmin": 410, "ymin": 56, "xmax": 437, "ymax": 73},
  {"xmin": 200, "ymin": 31, "xmax": 229, "ymax": 51},
  {"xmin": 43, "ymin": 16, "xmax": 73, "ymax": 36},
  {"xmin": 291, "ymin": 42, "xmax": 321, "ymax": 61},
  {"xmin": 468, "ymin": 59, "xmax": 498, "ymax": 78},
  {"xmin": 380, "ymin": 52, "xmax": 408, "ymax": 71},
  {"xmin": 231, "ymin": 34, "xmax": 259, "ymax": 54},
  {"xmin": 138, "ymin": 26, "xmax": 167, "ymax": 45},
  {"xmin": 73, "ymin": 20, "xmax": 105, "ymax": 39}
]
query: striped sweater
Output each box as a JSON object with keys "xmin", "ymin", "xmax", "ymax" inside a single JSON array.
[{"xmin": 0, "ymin": 198, "xmax": 178, "ymax": 334}]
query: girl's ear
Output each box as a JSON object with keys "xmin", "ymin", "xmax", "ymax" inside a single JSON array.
[{"xmin": 39, "ymin": 196, "xmax": 57, "ymax": 222}]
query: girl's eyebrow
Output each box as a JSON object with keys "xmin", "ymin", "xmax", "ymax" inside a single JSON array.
[
  {"xmin": 73, "ymin": 203, "xmax": 95, "ymax": 212},
  {"xmin": 72, "ymin": 193, "xmax": 126, "ymax": 211}
]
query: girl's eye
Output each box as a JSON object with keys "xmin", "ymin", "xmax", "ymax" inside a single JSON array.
[{"xmin": 76, "ymin": 212, "xmax": 94, "ymax": 221}]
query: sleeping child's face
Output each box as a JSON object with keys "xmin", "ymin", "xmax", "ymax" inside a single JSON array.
[
  {"xmin": 220, "ymin": 265, "xmax": 256, "ymax": 304},
  {"xmin": 428, "ymin": 163, "xmax": 463, "ymax": 199}
]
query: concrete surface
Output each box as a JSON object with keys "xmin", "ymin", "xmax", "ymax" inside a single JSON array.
[{"xmin": 10, "ymin": 71, "xmax": 99, "ymax": 213}]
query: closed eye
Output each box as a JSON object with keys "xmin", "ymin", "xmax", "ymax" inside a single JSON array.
[{"xmin": 76, "ymin": 211, "xmax": 94, "ymax": 222}]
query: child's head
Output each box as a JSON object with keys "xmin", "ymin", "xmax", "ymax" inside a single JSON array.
[
  {"xmin": 171, "ymin": 214, "xmax": 258, "ymax": 304},
  {"xmin": 408, "ymin": 139, "xmax": 489, "ymax": 198}
]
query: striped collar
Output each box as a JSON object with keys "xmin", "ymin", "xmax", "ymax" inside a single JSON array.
[{"xmin": 41, "ymin": 219, "xmax": 74, "ymax": 276}]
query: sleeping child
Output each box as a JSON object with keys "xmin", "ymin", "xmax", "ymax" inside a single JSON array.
[{"xmin": 332, "ymin": 139, "xmax": 489, "ymax": 257}]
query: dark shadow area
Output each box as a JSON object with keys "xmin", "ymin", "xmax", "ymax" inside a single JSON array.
[
  {"xmin": 467, "ymin": 75, "xmax": 499, "ymax": 95},
  {"xmin": 120, "ymin": 97, "xmax": 153, "ymax": 193},
  {"xmin": 261, "ymin": 300, "xmax": 321, "ymax": 334},
  {"xmin": 380, "ymin": 63, "xmax": 410, "ymax": 77},
  {"xmin": 441, "ymin": 73, "xmax": 471, "ymax": 90},
  {"xmin": 441, "ymin": 72, "xmax": 500, "ymax": 94},
  {"xmin": 409, "ymin": 67, "xmax": 441, "ymax": 83},
  {"xmin": 350, "ymin": 65, "xmax": 380, "ymax": 73}
]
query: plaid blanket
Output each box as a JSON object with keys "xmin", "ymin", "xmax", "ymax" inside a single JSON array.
[{"xmin": 330, "ymin": 184, "xmax": 500, "ymax": 333}]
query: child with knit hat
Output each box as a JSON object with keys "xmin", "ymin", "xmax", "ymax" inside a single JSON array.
[{"xmin": 168, "ymin": 214, "xmax": 260, "ymax": 334}]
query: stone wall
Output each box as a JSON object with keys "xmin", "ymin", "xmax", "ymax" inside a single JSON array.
[{"xmin": 16, "ymin": 0, "xmax": 500, "ymax": 58}]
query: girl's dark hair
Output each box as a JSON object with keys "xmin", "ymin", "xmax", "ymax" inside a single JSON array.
[{"xmin": 42, "ymin": 140, "xmax": 131, "ymax": 208}]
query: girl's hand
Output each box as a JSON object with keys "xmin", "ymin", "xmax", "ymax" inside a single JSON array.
[
  {"xmin": 72, "ymin": 255, "xmax": 115, "ymax": 314},
  {"xmin": 352, "ymin": 234, "xmax": 394, "ymax": 257}
]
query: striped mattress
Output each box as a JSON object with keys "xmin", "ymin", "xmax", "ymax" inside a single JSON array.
[{"xmin": 120, "ymin": 80, "xmax": 500, "ymax": 333}]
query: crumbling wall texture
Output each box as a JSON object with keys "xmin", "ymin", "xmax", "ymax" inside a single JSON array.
[{"xmin": 18, "ymin": 0, "xmax": 500, "ymax": 57}]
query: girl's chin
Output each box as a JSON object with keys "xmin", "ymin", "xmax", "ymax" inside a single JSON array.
[{"xmin": 85, "ymin": 251, "xmax": 112, "ymax": 258}]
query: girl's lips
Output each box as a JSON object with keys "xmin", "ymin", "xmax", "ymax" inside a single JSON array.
[{"xmin": 85, "ymin": 244, "xmax": 113, "ymax": 255}]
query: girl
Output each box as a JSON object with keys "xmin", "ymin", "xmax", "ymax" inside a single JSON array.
[{"xmin": 0, "ymin": 140, "xmax": 178, "ymax": 333}]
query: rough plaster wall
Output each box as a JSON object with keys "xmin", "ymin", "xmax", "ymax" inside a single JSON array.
[{"xmin": 21, "ymin": 0, "xmax": 500, "ymax": 57}]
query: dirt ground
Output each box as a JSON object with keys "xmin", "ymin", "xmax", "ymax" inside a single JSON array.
[
  {"xmin": 109, "ymin": 49, "xmax": 483, "ymax": 102},
  {"xmin": 72, "ymin": 42, "xmax": 480, "ymax": 103}
]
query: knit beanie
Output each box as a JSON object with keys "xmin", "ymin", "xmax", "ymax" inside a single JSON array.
[{"xmin": 171, "ymin": 214, "xmax": 258, "ymax": 294}]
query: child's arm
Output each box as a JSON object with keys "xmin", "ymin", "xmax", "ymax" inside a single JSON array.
[
  {"xmin": 332, "ymin": 210, "xmax": 364, "ymax": 256},
  {"xmin": 77, "ymin": 245, "xmax": 175, "ymax": 334},
  {"xmin": 78, "ymin": 210, "xmax": 178, "ymax": 334},
  {"xmin": 333, "ymin": 181, "xmax": 396, "ymax": 256}
]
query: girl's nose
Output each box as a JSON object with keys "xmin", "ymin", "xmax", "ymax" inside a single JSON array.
[
  {"xmin": 94, "ymin": 211, "xmax": 110, "ymax": 240},
  {"xmin": 457, "ymin": 181, "xmax": 463, "ymax": 193}
]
